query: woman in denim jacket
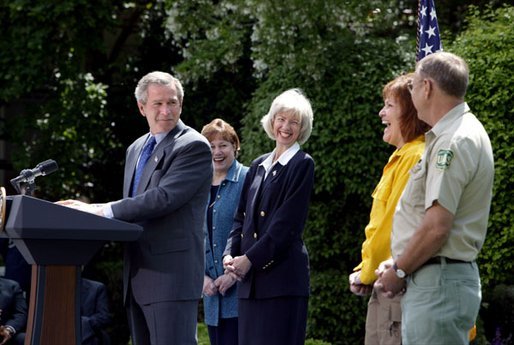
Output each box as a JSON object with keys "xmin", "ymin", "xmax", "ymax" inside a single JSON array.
[{"xmin": 201, "ymin": 119, "xmax": 248, "ymax": 345}]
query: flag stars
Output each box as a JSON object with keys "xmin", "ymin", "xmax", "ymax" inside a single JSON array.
[
  {"xmin": 420, "ymin": 5, "xmax": 427, "ymax": 17},
  {"xmin": 421, "ymin": 43, "xmax": 434, "ymax": 56},
  {"xmin": 417, "ymin": 0, "xmax": 442, "ymax": 61},
  {"xmin": 425, "ymin": 26, "xmax": 437, "ymax": 38},
  {"xmin": 430, "ymin": 7, "xmax": 437, "ymax": 20}
]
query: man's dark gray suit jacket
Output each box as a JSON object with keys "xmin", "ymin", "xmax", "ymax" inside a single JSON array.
[{"xmin": 111, "ymin": 120, "xmax": 212, "ymax": 305}]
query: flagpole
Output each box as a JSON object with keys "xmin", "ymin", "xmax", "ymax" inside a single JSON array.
[{"xmin": 416, "ymin": 0, "xmax": 421, "ymax": 62}]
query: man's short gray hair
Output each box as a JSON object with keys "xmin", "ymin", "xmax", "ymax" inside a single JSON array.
[
  {"xmin": 134, "ymin": 71, "xmax": 184, "ymax": 104},
  {"xmin": 417, "ymin": 52, "xmax": 469, "ymax": 99}
]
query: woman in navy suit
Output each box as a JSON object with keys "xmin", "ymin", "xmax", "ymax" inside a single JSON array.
[
  {"xmin": 201, "ymin": 119, "xmax": 248, "ymax": 345},
  {"xmin": 224, "ymin": 89, "xmax": 315, "ymax": 345}
]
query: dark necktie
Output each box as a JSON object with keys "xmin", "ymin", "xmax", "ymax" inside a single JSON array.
[{"xmin": 131, "ymin": 136, "xmax": 156, "ymax": 196}]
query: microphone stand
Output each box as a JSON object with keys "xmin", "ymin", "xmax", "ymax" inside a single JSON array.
[
  {"xmin": 20, "ymin": 181, "xmax": 36, "ymax": 196},
  {"xmin": 11, "ymin": 178, "xmax": 36, "ymax": 196},
  {"xmin": 10, "ymin": 160, "xmax": 58, "ymax": 196}
]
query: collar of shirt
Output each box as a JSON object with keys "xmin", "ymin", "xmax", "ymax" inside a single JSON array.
[
  {"xmin": 391, "ymin": 135, "xmax": 425, "ymax": 160},
  {"xmin": 224, "ymin": 160, "xmax": 244, "ymax": 183},
  {"xmin": 152, "ymin": 131, "xmax": 169, "ymax": 146},
  {"xmin": 427, "ymin": 102, "xmax": 470, "ymax": 140},
  {"xmin": 136, "ymin": 131, "xmax": 168, "ymax": 165},
  {"xmin": 259, "ymin": 142, "xmax": 300, "ymax": 178}
]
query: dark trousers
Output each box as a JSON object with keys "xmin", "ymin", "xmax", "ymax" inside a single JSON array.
[
  {"xmin": 207, "ymin": 317, "xmax": 238, "ymax": 345},
  {"xmin": 126, "ymin": 291, "xmax": 198, "ymax": 345}
]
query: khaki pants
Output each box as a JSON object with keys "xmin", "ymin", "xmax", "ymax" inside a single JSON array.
[{"xmin": 365, "ymin": 288, "xmax": 402, "ymax": 345}]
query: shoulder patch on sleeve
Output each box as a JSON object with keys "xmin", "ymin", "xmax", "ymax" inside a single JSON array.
[{"xmin": 436, "ymin": 149, "xmax": 454, "ymax": 170}]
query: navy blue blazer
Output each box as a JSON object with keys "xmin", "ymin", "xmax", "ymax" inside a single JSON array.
[
  {"xmin": 225, "ymin": 150, "xmax": 314, "ymax": 299},
  {"xmin": 0, "ymin": 277, "xmax": 27, "ymax": 335},
  {"xmin": 81, "ymin": 279, "xmax": 112, "ymax": 345}
]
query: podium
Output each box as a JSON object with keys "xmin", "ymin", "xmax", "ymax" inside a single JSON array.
[{"xmin": 3, "ymin": 195, "xmax": 143, "ymax": 345}]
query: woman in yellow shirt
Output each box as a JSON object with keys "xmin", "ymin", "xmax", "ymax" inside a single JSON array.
[{"xmin": 349, "ymin": 73, "xmax": 430, "ymax": 345}]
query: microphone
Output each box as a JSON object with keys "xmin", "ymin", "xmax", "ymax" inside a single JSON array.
[{"xmin": 10, "ymin": 159, "xmax": 59, "ymax": 186}]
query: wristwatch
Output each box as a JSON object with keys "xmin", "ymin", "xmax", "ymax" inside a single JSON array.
[{"xmin": 392, "ymin": 262, "xmax": 407, "ymax": 279}]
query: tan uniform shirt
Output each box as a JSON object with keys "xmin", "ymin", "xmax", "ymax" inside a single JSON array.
[{"xmin": 392, "ymin": 102, "xmax": 494, "ymax": 262}]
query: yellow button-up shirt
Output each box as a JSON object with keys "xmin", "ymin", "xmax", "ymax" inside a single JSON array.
[{"xmin": 354, "ymin": 136, "xmax": 425, "ymax": 284}]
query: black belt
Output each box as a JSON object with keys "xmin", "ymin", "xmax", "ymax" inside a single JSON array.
[{"xmin": 423, "ymin": 256, "xmax": 470, "ymax": 266}]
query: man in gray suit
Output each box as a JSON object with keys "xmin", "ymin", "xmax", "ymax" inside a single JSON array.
[{"xmin": 61, "ymin": 71, "xmax": 212, "ymax": 344}]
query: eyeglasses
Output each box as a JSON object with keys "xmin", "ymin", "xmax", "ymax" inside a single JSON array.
[{"xmin": 407, "ymin": 80, "xmax": 414, "ymax": 93}]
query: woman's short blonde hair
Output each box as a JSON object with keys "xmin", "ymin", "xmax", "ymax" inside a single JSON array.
[{"xmin": 261, "ymin": 88, "xmax": 313, "ymax": 145}]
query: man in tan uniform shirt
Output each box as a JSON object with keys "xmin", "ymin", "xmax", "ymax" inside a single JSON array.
[{"xmin": 375, "ymin": 52, "xmax": 494, "ymax": 345}]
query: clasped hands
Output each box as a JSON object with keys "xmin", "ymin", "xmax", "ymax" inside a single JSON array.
[
  {"xmin": 203, "ymin": 274, "xmax": 237, "ymax": 297},
  {"xmin": 349, "ymin": 258, "xmax": 406, "ymax": 298},
  {"xmin": 373, "ymin": 258, "xmax": 406, "ymax": 298},
  {"xmin": 202, "ymin": 255, "xmax": 251, "ymax": 297},
  {"xmin": 222, "ymin": 255, "xmax": 251, "ymax": 282}
]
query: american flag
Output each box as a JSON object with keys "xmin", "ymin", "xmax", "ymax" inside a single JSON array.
[{"xmin": 416, "ymin": 0, "xmax": 443, "ymax": 61}]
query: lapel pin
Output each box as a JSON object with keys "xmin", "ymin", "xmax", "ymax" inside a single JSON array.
[{"xmin": 272, "ymin": 170, "xmax": 277, "ymax": 176}]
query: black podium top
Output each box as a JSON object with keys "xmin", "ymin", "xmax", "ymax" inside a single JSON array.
[
  {"xmin": 5, "ymin": 195, "xmax": 142, "ymax": 241},
  {"xmin": 4, "ymin": 195, "xmax": 143, "ymax": 265}
]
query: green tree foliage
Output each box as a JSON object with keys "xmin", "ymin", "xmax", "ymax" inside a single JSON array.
[
  {"xmin": 7, "ymin": 73, "xmax": 119, "ymax": 200},
  {"xmin": 164, "ymin": 0, "xmax": 256, "ymax": 130},
  {"xmin": 0, "ymin": 0, "xmax": 126, "ymax": 202},
  {"xmin": 0, "ymin": 0, "xmax": 114, "ymax": 102},
  {"xmin": 449, "ymin": 5, "xmax": 514, "ymax": 289}
]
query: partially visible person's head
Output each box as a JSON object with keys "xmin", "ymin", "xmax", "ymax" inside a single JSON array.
[
  {"xmin": 201, "ymin": 118, "xmax": 241, "ymax": 175},
  {"xmin": 380, "ymin": 73, "xmax": 430, "ymax": 147},
  {"xmin": 415, "ymin": 52, "xmax": 469, "ymax": 99},
  {"xmin": 134, "ymin": 72, "xmax": 184, "ymax": 134},
  {"xmin": 261, "ymin": 88, "xmax": 313, "ymax": 146},
  {"xmin": 201, "ymin": 118, "xmax": 241, "ymax": 155}
]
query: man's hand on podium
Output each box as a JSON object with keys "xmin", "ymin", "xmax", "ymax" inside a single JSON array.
[{"xmin": 56, "ymin": 200, "xmax": 106, "ymax": 217}]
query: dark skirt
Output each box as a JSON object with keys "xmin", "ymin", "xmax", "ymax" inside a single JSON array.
[{"xmin": 238, "ymin": 296, "xmax": 308, "ymax": 345}]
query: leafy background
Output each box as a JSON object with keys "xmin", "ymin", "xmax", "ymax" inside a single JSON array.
[{"xmin": 1, "ymin": 1, "xmax": 512, "ymax": 344}]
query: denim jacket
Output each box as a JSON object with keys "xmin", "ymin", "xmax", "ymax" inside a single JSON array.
[{"xmin": 203, "ymin": 159, "xmax": 248, "ymax": 326}]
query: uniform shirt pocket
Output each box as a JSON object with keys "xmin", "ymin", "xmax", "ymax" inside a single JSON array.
[{"xmin": 403, "ymin": 160, "xmax": 426, "ymax": 208}]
